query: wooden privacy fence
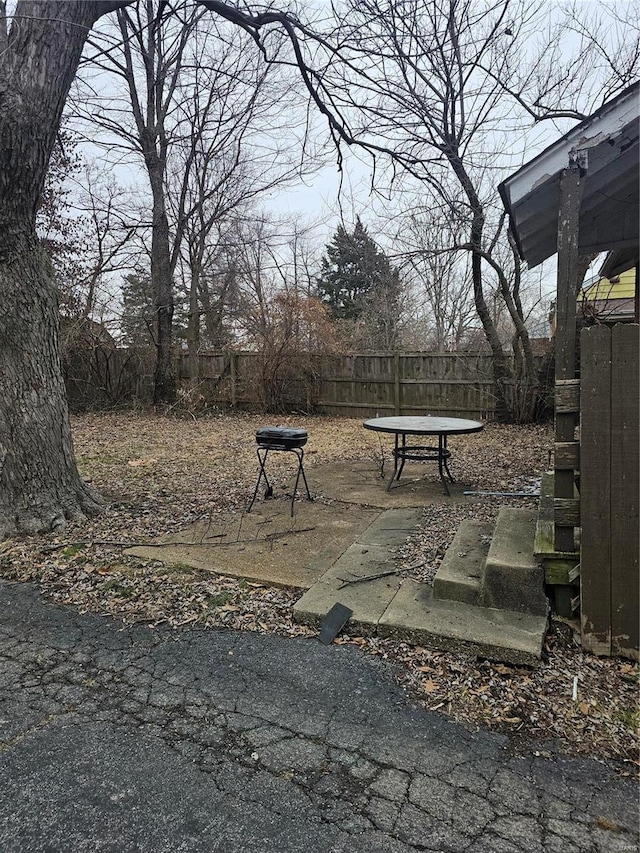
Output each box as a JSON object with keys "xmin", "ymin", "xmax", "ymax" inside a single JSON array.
[
  {"xmin": 180, "ymin": 351, "xmax": 501, "ymax": 419},
  {"xmin": 64, "ymin": 347, "xmax": 538, "ymax": 420},
  {"xmin": 580, "ymin": 324, "xmax": 639, "ymax": 659}
]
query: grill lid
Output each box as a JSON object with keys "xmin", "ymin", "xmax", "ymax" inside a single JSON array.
[{"xmin": 256, "ymin": 427, "xmax": 308, "ymax": 449}]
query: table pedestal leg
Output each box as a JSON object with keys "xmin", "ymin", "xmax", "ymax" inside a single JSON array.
[
  {"xmin": 387, "ymin": 433, "xmax": 403, "ymax": 491},
  {"xmin": 438, "ymin": 435, "xmax": 449, "ymax": 495}
]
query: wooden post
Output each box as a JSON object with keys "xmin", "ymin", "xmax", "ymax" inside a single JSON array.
[
  {"xmin": 554, "ymin": 165, "xmax": 582, "ymax": 553},
  {"xmin": 230, "ymin": 351, "xmax": 237, "ymax": 408},
  {"xmin": 580, "ymin": 326, "xmax": 612, "ymax": 654},
  {"xmin": 610, "ymin": 324, "xmax": 639, "ymax": 657},
  {"xmin": 394, "ymin": 352, "xmax": 401, "ymax": 415}
]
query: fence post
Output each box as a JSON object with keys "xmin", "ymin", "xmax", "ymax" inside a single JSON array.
[
  {"xmin": 230, "ymin": 351, "xmax": 237, "ymax": 408},
  {"xmin": 394, "ymin": 352, "xmax": 401, "ymax": 415}
]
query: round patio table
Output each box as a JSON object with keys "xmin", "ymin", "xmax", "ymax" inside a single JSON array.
[{"xmin": 363, "ymin": 416, "xmax": 484, "ymax": 495}]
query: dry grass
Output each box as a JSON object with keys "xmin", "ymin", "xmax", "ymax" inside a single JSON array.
[{"xmin": 1, "ymin": 411, "xmax": 638, "ymax": 771}]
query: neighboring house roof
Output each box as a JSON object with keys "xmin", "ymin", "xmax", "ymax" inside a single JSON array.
[
  {"xmin": 600, "ymin": 246, "xmax": 638, "ymax": 280},
  {"xmin": 498, "ymin": 82, "xmax": 640, "ymax": 269},
  {"xmin": 578, "ymin": 267, "xmax": 637, "ymax": 324},
  {"xmin": 60, "ymin": 317, "xmax": 118, "ymax": 350}
]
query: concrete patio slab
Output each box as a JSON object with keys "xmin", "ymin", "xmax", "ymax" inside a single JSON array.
[
  {"xmin": 309, "ymin": 460, "xmax": 475, "ymax": 508},
  {"xmin": 354, "ymin": 507, "xmax": 424, "ymax": 546},
  {"xmin": 125, "ymin": 463, "xmax": 433, "ymax": 590},
  {"xmin": 126, "ymin": 498, "xmax": 382, "ymax": 589}
]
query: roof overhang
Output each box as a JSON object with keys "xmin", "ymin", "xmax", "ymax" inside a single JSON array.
[
  {"xmin": 498, "ymin": 82, "xmax": 640, "ymax": 269},
  {"xmin": 599, "ymin": 246, "xmax": 639, "ymax": 279}
]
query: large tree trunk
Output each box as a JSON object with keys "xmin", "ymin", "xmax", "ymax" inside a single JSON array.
[
  {"xmin": 0, "ymin": 1, "xmax": 131, "ymax": 538},
  {"xmin": 148, "ymin": 165, "xmax": 176, "ymax": 405},
  {"xmin": 0, "ymin": 232, "xmax": 102, "ymax": 536}
]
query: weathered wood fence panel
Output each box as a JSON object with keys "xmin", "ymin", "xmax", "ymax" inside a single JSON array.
[
  {"xmin": 63, "ymin": 347, "xmax": 154, "ymax": 410},
  {"xmin": 314, "ymin": 352, "xmax": 496, "ymax": 419},
  {"xmin": 581, "ymin": 324, "xmax": 639, "ymax": 659}
]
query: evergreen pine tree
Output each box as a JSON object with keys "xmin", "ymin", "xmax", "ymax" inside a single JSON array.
[
  {"xmin": 317, "ymin": 217, "xmax": 402, "ymax": 348},
  {"xmin": 120, "ymin": 272, "xmax": 154, "ymax": 346},
  {"xmin": 120, "ymin": 272, "xmax": 189, "ymax": 348}
]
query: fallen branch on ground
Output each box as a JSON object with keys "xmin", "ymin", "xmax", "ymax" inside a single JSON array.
[
  {"xmin": 338, "ymin": 569, "xmax": 398, "ymax": 589},
  {"xmin": 38, "ymin": 527, "xmax": 317, "ymax": 553}
]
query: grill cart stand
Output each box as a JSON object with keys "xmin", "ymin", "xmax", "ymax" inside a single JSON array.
[{"xmin": 247, "ymin": 428, "xmax": 312, "ymax": 516}]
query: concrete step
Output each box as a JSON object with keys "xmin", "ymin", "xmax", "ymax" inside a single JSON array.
[
  {"xmin": 379, "ymin": 580, "xmax": 547, "ymax": 667},
  {"xmin": 292, "ymin": 541, "xmax": 403, "ymax": 632},
  {"xmin": 292, "ymin": 506, "xmax": 549, "ymax": 666},
  {"xmin": 481, "ymin": 507, "xmax": 548, "ymax": 616},
  {"xmin": 432, "ymin": 520, "xmax": 493, "ymax": 606}
]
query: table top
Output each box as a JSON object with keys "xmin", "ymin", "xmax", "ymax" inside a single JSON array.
[{"xmin": 363, "ymin": 416, "xmax": 484, "ymax": 436}]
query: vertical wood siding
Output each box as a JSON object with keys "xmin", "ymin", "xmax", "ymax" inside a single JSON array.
[{"xmin": 581, "ymin": 325, "xmax": 639, "ymax": 659}]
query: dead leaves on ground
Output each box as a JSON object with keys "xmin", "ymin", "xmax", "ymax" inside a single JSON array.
[
  {"xmin": 334, "ymin": 632, "xmax": 639, "ymax": 767},
  {"xmin": 1, "ymin": 413, "xmax": 638, "ymax": 769}
]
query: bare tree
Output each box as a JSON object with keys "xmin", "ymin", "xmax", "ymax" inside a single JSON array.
[
  {"xmin": 73, "ymin": 0, "xmax": 314, "ymax": 403},
  {"xmin": 36, "ymin": 126, "xmax": 139, "ymax": 339},
  {"xmin": 164, "ymin": 21, "xmax": 312, "ymax": 379},
  {"xmin": 72, "ymin": 163, "xmax": 139, "ymax": 322},
  {"xmin": 395, "ymin": 207, "xmax": 477, "ymax": 352},
  {"xmin": 197, "ymin": 0, "xmax": 533, "ymax": 417},
  {"xmin": 75, "ymin": 1, "xmax": 207, "ymax": 404},
  {"xmin": 221, "ymin": 215, "xmax": 339, "ymax": 411},
  {"xmin": 312, "ymin": 0, "xmax": 542, "ymax": 419},
  {"xmin": 198, "ymin": 0, "xmax": 637, "ymax": 420}
]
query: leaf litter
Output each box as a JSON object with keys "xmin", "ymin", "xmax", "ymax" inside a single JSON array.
[{"xmin": 0, "ymin": 411, "xmax": 637, "ymax": 770}]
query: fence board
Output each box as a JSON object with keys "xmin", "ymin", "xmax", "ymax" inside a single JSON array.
[
  {"xmin": 580, "ymin": 326, "xmax": 612, "ymax": 655},
  {"xmin": 610, "ymin": 325, "xmax": 639, "ymax": 658}
]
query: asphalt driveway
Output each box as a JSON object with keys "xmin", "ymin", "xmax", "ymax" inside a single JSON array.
[{"xmin": 0, "ymin": 579, "xmax": 637, "ymax": 853}]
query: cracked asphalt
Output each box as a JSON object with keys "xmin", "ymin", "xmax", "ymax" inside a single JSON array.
[{"xmin": 0, "ymin": 579, "xmax": 637, "ymax": 853}]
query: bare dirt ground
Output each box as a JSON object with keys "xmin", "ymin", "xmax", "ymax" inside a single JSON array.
[{"xmin": 1, "ymin": 411, "xmax": 638, "ymax": 771}]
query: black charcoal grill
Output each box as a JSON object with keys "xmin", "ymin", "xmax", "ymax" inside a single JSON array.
[
  {"xmin": 247, "ymin": 427, "xmax": 311, "ymax": 516},
  {"xmin": 256, "ymin": 427, "xmax": 308, "ymax": 450}
]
